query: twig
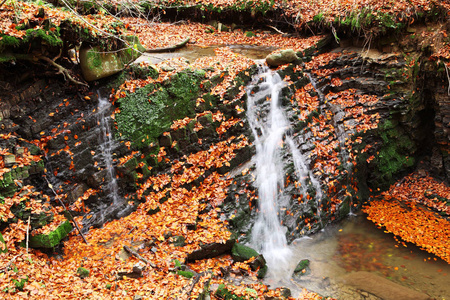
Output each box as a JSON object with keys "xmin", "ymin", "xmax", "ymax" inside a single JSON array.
[
  {"xmin": 26, "ymin": 215, "xmax": 31, "ymax": 263},
  {"xmin": 44, "ymin": 176, "xmax": 89, "ymax": 245},
  {"xmin": 0, "ymin": 255, "xmax": 19, "ymax": 273},
  {"xmin": 444, "ymin": 63, "xmax": 450, "ymax": 96},
  {"xmin": 267, "ymin": 25, "xmax": 285, "ymax": 35},
  {"xmin": 123, "ymin": 245, "xmax": 149, "ymax": 264},
  {"xmin": 0, "ymin": 0, "xmax": 7, "ymax": 9}
]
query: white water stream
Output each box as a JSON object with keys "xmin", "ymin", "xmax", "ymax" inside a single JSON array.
[
  {"xmin": 247, "ymin": 66, "xmax": 323, "ymax": 280},
  {"xmin": 97, "ymin": 95, "xmax": 121, "ymax": 205}
]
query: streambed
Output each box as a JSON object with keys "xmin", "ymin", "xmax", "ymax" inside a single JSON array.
[{"xmin": 266, "ymin": 212, "xmax": 450, "ymax": 299}]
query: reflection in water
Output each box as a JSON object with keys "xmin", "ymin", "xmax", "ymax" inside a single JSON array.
[
  {"xmin": 135, "ymin": 45, "xmax": 276, "ymax": 65},
  {"xmin": 268, "ymin": 212, "xmax": 450, "ymax": 299}
]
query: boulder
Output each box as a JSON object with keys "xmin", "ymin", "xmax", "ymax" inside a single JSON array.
[
  {"xmin": 29, "ymin": 219, "xmax": 72, "ymax": 248},
  {"xmin": 231, "ymin": 243, "xmax": 267, "ymax": 278},
  {"xmin": 80, "ymin": 36, "xmax": 146, "ymax": 81},
  {"xmin": 266, "ymin": 49, "xmax": 299, "ymax": 67}
]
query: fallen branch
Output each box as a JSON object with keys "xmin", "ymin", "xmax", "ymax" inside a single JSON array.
[
  {"xmin": 0, "ymin": 255, "xmax": 19, "ymax": 273},
  {"xmin": 123, "ymin": 245, "xmax": 153, "ymax": 266},
  {"xmin": 267, "ymin": 25, "xmax": 285, "ymax": 35},
  {"xmin": 26, "ymin": 215, "xmax": 32, "ymax": 263},
  {"xmin": 145, "ymin": 37, "xmax": 190, "ymax": 53},
  {"xmin": 44, "ymin": 176, "xmax": 89, "ymax": 245}
]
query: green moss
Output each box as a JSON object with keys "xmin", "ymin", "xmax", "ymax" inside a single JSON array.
[
  {"xmin": 231, "ymin": 243, "xmax": 259, "ymax": 261},
  {"xmin": 216, "ymin": 284, "xmax": 254, "ymax": 300},
  {"xmin": 77, "ymin": 267, "xmax": 90, "ymax": 279},
  {"xmin": 12, "ymin": 276, "xmax": 28, "ymax": 291},
  {"xmin": 24, "ymin": 28, "xmax": 63, "ymax": 47},
  {"xmin": 0, "ymin": 35, "xmax": 21, "ymax": 51},
  {"xmin": 29, "ymin": 219, "xmax": 72, "ymax": 248},
  {"xmin": 87, "ymin": 50, "xmax": 102, "ymax": 68},
  {"xmin": 177, "ymin": 270, "xmax": 194, "ymax": 278},
  {"xmin": 0, "ymin": 232, "xmax": 7, "ymax": 253},
  {"xmin": 115, "ymin": 69, "xmax": 204, "ymax": 149}
]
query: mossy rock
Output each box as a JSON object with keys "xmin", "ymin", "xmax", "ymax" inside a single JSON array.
[
  {"xmin": 231, "ymin": 243, "xmax": 259, "ymax": 262},
  {"xmin": 293, "ymin": 259, "xmax": 310, "ymax": 276},
  {"xmin": 115, "ymin": 69, "xmax": 204, "ymax": 149},
  {"xmin": 29, "ymin": 220, "xmax": 72, "ymax": 248},
  {"xmin": 231, "ymin": 243, "xmax": 266, "ymax": 277},
  {"xmin": 216, "ymin": 284, "xmax": 253, "ymax": 300},
  {"xmin": 0, "ymin": 232, "xmax": 7, "ymax": 253},
  {"xmin": 77, "ymin": 267, "xmax": 90, "ymax": 279},
  {"xmin": 79, "ymin": 35, "xmax": 145, "ymax": 81}
]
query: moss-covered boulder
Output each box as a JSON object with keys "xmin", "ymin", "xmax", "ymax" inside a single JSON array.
[
  {"xmin": 80, "ymin": 36, "xmax": 145, "ymax": 81},
  {"xmin": 231, "ymin": 243, "xmax": 267, "ymax": 278},
  {"xmin": 29, "ymin": 220, "xmax": 72, "ymax": 248}
]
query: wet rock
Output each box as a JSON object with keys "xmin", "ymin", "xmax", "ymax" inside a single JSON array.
[
  {"xmin": 231, "ymin": 243, "xmax": 267, "ymax": 277},
  {"xmin": 186, "ymin": 238, "xmax": 235, "ymax": 261},
  {"xmin": 293, "ymin": 259, "xmax": 310, "ymax": 275},
  {"xmin": 3, "ymin": 154, "xmax": 16, "ymax": 167},
  {"xmin": 266, "ymin": 49, "xmax": 299, "ymax": 67}
]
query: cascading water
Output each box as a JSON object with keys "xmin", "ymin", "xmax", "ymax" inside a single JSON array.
[
  {"xmin": 247, "ymin": 66, "xmax": 291, "ymax": 277},
  {"xmin": 247, "ymin": 65, "xmax": 324, "ymax": 279},
  {"xmin": 97, "ymin": 95, "xmax": 121, "ymax": 205}
]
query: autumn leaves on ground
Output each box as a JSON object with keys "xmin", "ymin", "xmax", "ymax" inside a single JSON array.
[{"xmin": 2, "ymin": 0, "xmax": 450, "ymax": 299}]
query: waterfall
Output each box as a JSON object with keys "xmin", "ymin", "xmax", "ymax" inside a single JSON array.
[
  {"xmin": 247, "ymin": 66, "xmax": 325, "ymax": 278},
  {"xmin": 247, "ymin": 66, "xmax": 292, "ymax": 278},
  {"xmin": 97, "ymin": 95, "xmax": 121, "ymax": 205}
]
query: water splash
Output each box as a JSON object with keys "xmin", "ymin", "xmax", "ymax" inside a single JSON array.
[
  {"xmin": 247, "ymin": 66, "xmax": 292, "ymax": 278},
  {"xmin": 286, "ymin": 137, "xmax": 323, "ymax": 226},
  {"xmin": 97, "ymin": 95, "xmax": 121, "ymax": 205}
]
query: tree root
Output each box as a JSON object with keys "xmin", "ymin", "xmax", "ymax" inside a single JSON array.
[
  {"xmin": 12, "ymin": 53, "xmax": 88, "ymax": 87},
  {"xmin": 37, "ymin": 55, "xmax": 88, "ymax": 87},
  {"xmin": 145, "ymin": 37, "xmax": 190, "ymax": 53}
]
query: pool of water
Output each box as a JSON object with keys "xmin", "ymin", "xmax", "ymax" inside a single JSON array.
[
  {"xmin": 134, "ymin": 44, "xmax": 276, "ymax": 65},
  {"xmin": 264, "ymin": 212, "xmax": 450, "ymax": 299}
]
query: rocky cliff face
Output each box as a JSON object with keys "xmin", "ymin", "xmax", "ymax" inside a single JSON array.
[{"xmin": 1, "ymin": 33, "xmax": 449, "ymax": 246}]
